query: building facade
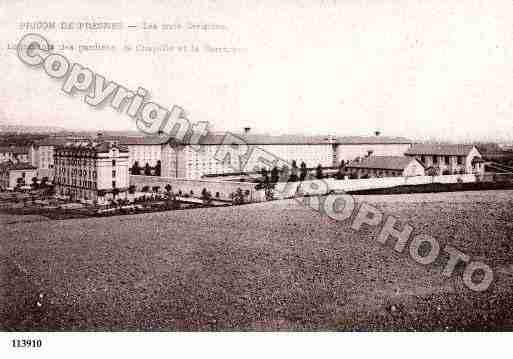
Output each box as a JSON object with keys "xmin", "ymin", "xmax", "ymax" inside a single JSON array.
[
  {"xmin": 345, "ymin": 156, "xmax": 425, "ymax": 178},
  {"xmin": 26, "ymin": 133, "xmax": 414, "ymax": 181},
  {"xmin": 334, "ymin": 138, "xmax": 412, "ymax": 163},
  {"xmin": 116, "ymin": 137, "xmax": 163, "ymax": 172},
  {"xmin": 0, "ymin": 162, "xmax": 37, "ymax": 190},
  {"xmin": 161, "ymin": 134, "xmax": 413, "ymax": 179},
  {"xmin": 0, "ymin": 146, "xmax": 29, "ymax": 164},
  {"xmin": 29, "ymin": 138, "xmax": 69, "ymax": 180},
  {"xmin": 405, "ymin": 144, "xmax": 484, "ymax": 175},
  {"xmin": 53, "ymin": 140, "xmax": 130, "ymax": 202}
]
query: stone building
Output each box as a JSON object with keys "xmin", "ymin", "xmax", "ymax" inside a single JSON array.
[
  {"xmin": 405, "ymin": 144, "xmax": 484, "ymax": 175},
  {"xmin": 345, "ymin": 156, "xmax": 425, "ymax": 178},
  {"xmin": 29, "ymin": 137, "xmax": 69, "ymax": 179},
  {"xmin": 161, "ymin": 134, "xmax": 413, "ymax": 179},
  {"xmin": 0, "ymin": 146, "xmax": 29, "ymax": 164},
  {"xmin": 0, "ymin": 162, "xmax": 37, "ymax": 190},
  {"xmin": 53, "ymin": 140, "xmax": 129, "ymax": 202}
]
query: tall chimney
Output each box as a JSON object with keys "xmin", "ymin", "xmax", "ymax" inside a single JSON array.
[{"xmin": 243, "ymin": 127, "xmax": 251, "ymax": 135}]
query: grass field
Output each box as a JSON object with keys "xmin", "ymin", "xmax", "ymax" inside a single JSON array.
[{"xmin": 1, "ymin": 190, "xmax": 513, "ymax": 330}]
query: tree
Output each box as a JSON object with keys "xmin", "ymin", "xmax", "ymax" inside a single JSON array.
[
  {"xmin": 426, "ymin": 166, "xmax": 438, "ymax": 177},
  {"xmin": 131, "ymin": 161, "xmax": 141, "ymax": 175},
  {"xmin": 260, "ymin": 168, "xmax": 269, "ymax": 184},
  {"xmin": 44, "ymin": 185, "xmax": 55, "ymax": 197},
  {"xmin": 31, "ymin": 177, "xmax": 38, "ymax": 189},
  {"xmin": 128, "ymin": 185, "xmax": 136, "ymax": 194},
  {"xmin": 41, "ymin": 176, "xmax": 48, "ymax": 187},
  {"xmin": 264, "ymin": 186, "xmax": 274, "ymax": 201},
  {"xmin": 335, "ymin": 160, "xmax": 347, "ymax": 179},
  {"xmin": 154, "ymin": 160, "xmax": 162, "ymax": 176},
  {"xmin": 16, "ymin": 177, "xmax": 24, "ymax": 189},
  {"xmin": 144, "ymin": 163, "xmax": 152, "ymax": 176},
  {"xmin": 201, "ymin": 188, "xmax": 212, "ymax": 205},
  {"xmin": 231, "ymin": 188, "xmax": 245, "ymax": 205},
  {"xmin": 164, "ymin": 184, "xmax": 172, "ymax": 193},
  {"xmin": 289, "ymin": 160, "xmax": 299, "ymax": 182},
  {"xmin": 112, "ymin": 188, "xmax": 120, "ymax": 200},
  {"xmin": 299, "ymin": 161, "xmax": 308, "ymax": 181},
  {"xmin": 270, "ymin": 166, "xmax": 280, "ymax": 183},
  {"xmin": 315, "ymin": 164, "xmax": 324, "ymax": 179},
  {"xmin": 280, "ymin": 164, "xmax": 290, "ymax": 182},
  {"xmin": 152, "ymin": 186, "xmax": 160, "ymax": 193},
  {"xmin": 165, "ymin": 189, "xmax": 179, "ymax": 209},
  {"xmin": 141, "ymin": 185, "xmax": 150, "ymax": 193}
]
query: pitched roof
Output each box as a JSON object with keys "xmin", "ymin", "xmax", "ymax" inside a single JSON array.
[
  {"xmin": 0, "ymin": 146, "xmax": 29, "ymax": 154},
  {"xmin": 197, "ymin": 134, "xmax": 334, "ymax": 145},
  {"xmin": 56, "ymin": 140, "xmax": 129, "ymax": 153},
  {"xmin": 336, "ymin": 136, "xmax": 411, "ymax": 145},
  {"xmin": 0, "ymin": 162, "xmax": 37, "ymax": 171},
  {"xmin": 196, "ymin": 134, "xmax": 412, "ymax": 145},
  {"xmin": 346, "ymin": 156, "xmax": 420, "ymax": 171},
  {"xmin": 405, "ymin": 144, "xmax": 476, "ymax": 156},
  {"xmin": 126, "ymin": 133, "xmax": 412, "ymax": 146},
  {"xmin": 112, "ymin": 136, "xmax": 167, "ymax": 145}
]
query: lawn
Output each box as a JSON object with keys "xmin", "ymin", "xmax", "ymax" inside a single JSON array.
[{"xmin": 1, "ymin": 190, "xmax": 513, "ymax": 330}]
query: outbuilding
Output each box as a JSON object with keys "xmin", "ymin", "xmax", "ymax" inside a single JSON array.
[
  {"xmin": 345, "ymin": 156, "xmax": 425, "ymax": 178},
  {"xmin": 0, "ymin": 162, "xmax": 38, "ymax": 190}
]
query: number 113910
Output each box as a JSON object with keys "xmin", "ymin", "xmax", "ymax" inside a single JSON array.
[{"xmin": 12, "ymin": 339, "xmax": 42, "ymax": 348}]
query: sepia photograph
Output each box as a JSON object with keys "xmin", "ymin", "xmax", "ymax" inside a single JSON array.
[{"xmin": 1, "ymin": 0, "xmax": 513, "ymax": 357}]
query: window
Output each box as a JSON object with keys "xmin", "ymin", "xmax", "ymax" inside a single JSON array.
[
  {"xmin": 112, "ymin": 170, "xmax": 116, "ymax": 177},
  {"xmin": 457, "ymin": 156, "xmax": 464, "ymax": 165},
  {"xmin": 112, "ymin": 160, "xmax": 116, "ymax": 166},
  {"xmin": 420, "ymin": 155, "xmax": 425, "ymax": 163},
  {"xmin": 433, "ymin": 156, "xmax": 438, "ymax": 164},
  {"xmin": 112, "ymin": 181, "xmax": 116, "ymax": 188},
  {"xmin": 444, "ymin": 156, "xmax": 450, "ymax": 165}
]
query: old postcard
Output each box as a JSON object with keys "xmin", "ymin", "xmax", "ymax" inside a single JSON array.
[{"xmin": 1, "ymin": 0, "xmax": 512, "ymax": 357}]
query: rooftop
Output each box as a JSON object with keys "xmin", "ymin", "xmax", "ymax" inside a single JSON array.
[
  {"xmin": 405, "ymin": 144, "xmax": 476, "ymax": 156},
  {"xmin": 0, "ymin": 162, "xmax": 37, "ymax": 171},
  {"xmin": 114, "ymin": 136, "xmax": 168, "ymax": 146},
  {"xmin": 109, "ymin": 134, "xmax": 412, "ymax": 146},
  {"xmin": 56, "ymin": 140, "xmax": 129, "ymax": 153},
  {"xmin": 346, "ymin": 156, "xmax": 420, "ymax": 171},
  {"xmin": 0, "ymin": 146, "xmax": 29, "ymax": 154}
]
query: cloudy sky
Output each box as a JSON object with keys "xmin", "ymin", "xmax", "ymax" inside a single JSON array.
[{"xmin": 1, "ymin": 0, "xmax": 513, "ymax": 142}]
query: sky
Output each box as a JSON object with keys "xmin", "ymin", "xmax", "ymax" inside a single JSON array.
[{"xmin": 1, "ymin": 0, "xmax": 513, "ymax": 142}]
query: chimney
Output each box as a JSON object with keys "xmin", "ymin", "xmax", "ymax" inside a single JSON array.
[
  {"xmin": 243, "ymin": 127, "xmax": 251, "ymax": 135},
  {"xmin": 374, "ymin": 130, "xmax": 381, "ymax": 136}
]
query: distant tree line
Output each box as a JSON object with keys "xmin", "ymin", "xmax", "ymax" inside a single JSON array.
[
  {"xmin": 130, "ymin": 160, "xmax": 161, "ymax": 176},
  {"xmin": 257, "ymin": 160, "xmax": 353, "ymax": 188},
  {"xmin": 0, "ymin": 133, "xmax": 49, "ymax": 146}
]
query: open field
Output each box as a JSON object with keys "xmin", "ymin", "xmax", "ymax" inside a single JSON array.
[{"xmin": 1, "ymin": 190, "xmax": 513, "ymax": 330}]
